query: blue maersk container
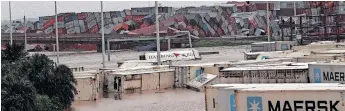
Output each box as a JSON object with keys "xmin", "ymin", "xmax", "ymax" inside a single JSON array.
[{"xmin": 115, "ymin": 11, "xmax": 122, "ymax": 17}]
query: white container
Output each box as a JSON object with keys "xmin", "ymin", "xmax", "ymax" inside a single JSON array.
[
  {"xmin": 67, "ymin": 28, "xmax": 76, "ymax": 34},
  {"xmin": 80, "ymin": 24, "xmax": 87, "ymax": 33},
  {"xmin": 86, "ymin": 12, "xmax": 95, "ymax": 22},
  {"xmin": 87, "ymin": 19, "xmax": 97, "ymax": 29},
  {"xmin": 112, "ymin": 18, "xmax": 119, "ymax": 24},
  {"xmin": 293, "ymin": 55, "xmax": 338, "ymax": 62},
  {"xmin": 251, "ymin": 42, "xmax": 276, "ymax": 52},
  {"xmin": 75, "ymin": 27, "xmax": 81, "ymax": 34},
  {"xmin": 73, "ymin": 20, "xmax": 79, "ymax": 27},
  {"xmin": 120, "ymin": 11, "xmax": 126, "ymax": 17},
  {"xmin": 275, "ymin": 41, "xmax": 297, "ymax": 51},
  {"xmin": 65, "ymin": 21, "xmax": 74, "ymax": 29},
  {"xmin": 57, "ymin": 21, "xmax": 65, "ymax": 28},
  {"xmin": 44, "ymin": 26, "xmax": 53, "ymax": 34},
  {"xmin": 117, "ymin": 17, "xmax": 124, "ymax": 23},
  {"xmin": 144, "ymin": 48, "xmax": 201, "ymax": 62},
  {"xmin": 309, "ymin": 63, "xmax": 345, "ymax": 83},
  {"xmin": 219, "ymin": 65, "xmax": 309, "ymax": 84},
  {"xmin": 229, "ymin": 86, "xmax": 345, "ymax": 111},
  {"xmin": 205, "ymin": 83, "xmax": 344, "ymax": 111},
  {"xmin": 105, "ymin": 12, "xmax": 111, "ymax": 19}
]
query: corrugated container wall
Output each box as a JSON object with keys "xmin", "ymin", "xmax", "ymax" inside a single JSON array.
[{"xmin": 309, "ymin": 63, "xmax": 345, "ymax": 83}]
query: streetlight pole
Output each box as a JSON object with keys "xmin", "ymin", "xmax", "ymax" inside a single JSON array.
[
  {"xmin": 9, "ymin": 1, "xmax": 13, "ymax": 45},
  {"xmin": 55, "ymin": 1, "xmax": 60, "ymax": 64},
  {"xmin": 294, "ymin": 1, "xmax": 297, "ymax": 37},
  {"xmin": 155, "ymin": 1, "xmax": 161, "ymax": 65},
  {"xmin": 266, "ymin": 2, "xmax": 270, "ymax": 42},
  {"xmin": 24, "ymin": 13, "xmax": 27, "ymax": 52},
  {"xmin": 101, "ymin": 1, "xmax": 106, "ymax": 68}
]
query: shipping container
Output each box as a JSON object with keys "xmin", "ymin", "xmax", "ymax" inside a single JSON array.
[
  {"xmin": 143, "ymin": 48, "xmax": 201, "ymax": 62},
  {"xmin": 225, "ymin": 86, "xmax": 345, "ymax": 111},
  {"xmin": 75, "ymin": 27, "xmax": 81, "ymax": 34},
  {"xmin": 73, "ymin": 20, "xmax": 79, "ymax": 27},
  {"xmin": 112, "ymin": 18, "xmax": 119, "ymax": 24},
  {"xmin": 293, "ymin": 55, "xmax": 339, "ymax": 62},
  {"xmin": 74, "ymin": 70, "xmax": 103, "ymax": 101},
  {"xmin": 104, "ymin": 66, "xmax": 175, "ymax": 99},
  {"xmin": 251, "ymin": 42, "xmax": 276, "ymax": 52},
  {"xmin": 118, "ymin": 17, "xmax": 124, "ymax": 23},
  {"xmin": 105, "ymin": 12, "xmax": 111, "ymax": 19},
  {"xmin": 86, "ymin": 13, "xmax": 95, "ymax": 22},
  {"xmin": 58, "ymin": 16, "xmax": 65, "ymax": 22},
  {"xmin": 43, "ymin": 18, "xmax": 55, "ymax": 30},
  {"xmin": 205, "ymin": 83, "xmax": 344, "ymax": 111},
  {"xmin": 275, "ymin": 41, "xmax": 297, "ymax": 51},
  {"xmin": 57, "ymin": 22, "xmax": 65, "ymax": 28},
  {"xmin": 115, "ymin": 11, "xmax": 122, "ymax": 17},
  {"xmin": 89, "ymin": 25, "xmax": 99, "ymax": 34},
  {"xmin": 58, "ymin": 28, "xmax": 66, "ymax": 34},
  {"xmin": 120, "ymin": 11, "xmax": 126, "ymax": 17},
  {"xmin": 44, "ymin": 26, "xmax": 53, "ymax": 34},
  {"xmin": 67, "ymin": 27, "xmax": 76, "ymax": 34},
  {"xmin": 219, "ymin": 65, "xmax": 309, "ymax": 84},
  {"xmin": 309, "ymin": 63, "xmax": 345, "ymax": 83},
  {"xmin": 65, "ymin": 21, "xmax": 74, "ymax": 29},
  {"xmin": 87, "ymin": 19, "xmax": 97, "ymax": 29},
  {"xmin": 78, "ymin": 13, "xmax": 87, "ymax": 20}
]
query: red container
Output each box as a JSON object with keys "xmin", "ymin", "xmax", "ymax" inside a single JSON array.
[
  {"xmin": 125, "ymin": 15, "xmax": 132, "ymax": 21},
  {"xmin": 58, "ymin": 28, "xmax": 66, "ymax": 34},
  {"xmin": 43, "ymin": 18, "xmax": 55, "ymax": 30},
  {"xmin": 249, "ymin": 20, "xmax": 257, "ymax": 28},
  {"xmin": 217, "ymin": 27, "xmax": 224, "ymax": 36},
  {"xmin": 89, "ymin": 25, "xmax": 99, "ymax": 34},
  {"xmin": 174, "ymin": 14, "xmax": 186, "ymax": 22},
  {"xmin": 132, "ymin": 15, "xmax": 145, "ymax": 23},
  {"xmin": 193, "ymin": 26, "xmax": 200, "ymax": 30},
  {"xmin": 58, "ymin": 16, "xmax": 65, "ymax": 22},
  {"xmin": 78, "ymin": 13, "xmax": 87, "ymax": 20},
  {"xmin": 199, "ymin": 29, "xmax": 205, "ymax": 37}
]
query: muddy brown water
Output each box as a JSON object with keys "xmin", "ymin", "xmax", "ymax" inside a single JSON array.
[{"xmin": 31, "ymin": 46, "xmax": 250, "ymax": 111}]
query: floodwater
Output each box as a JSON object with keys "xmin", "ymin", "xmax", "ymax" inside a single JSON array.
[
  {"xmin": 72, "ymin": 89, "xmax": 205, "ymax": 111},
  {"xmin": 31, "ymin": 45, "xmax": 250, "ymax": 111}
]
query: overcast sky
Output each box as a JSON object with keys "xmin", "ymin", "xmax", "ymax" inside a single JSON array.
[{"xmin": 1, "ymin": 1, "xmax": 227, "ymax": 21}]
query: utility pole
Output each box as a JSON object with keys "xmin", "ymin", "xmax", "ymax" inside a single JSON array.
[
  {"xmin": 24, "ymin": 13, "xmax": 27, "ymax": 52},
  {"xmin": 294, "ymin": 1, "xmax": 297, "ymax": 38},
  {"xmin": 55, "ymin": 1, "xmax": 60, "ymax": 64},
  {"xmin": 267, "ymin": 2, "xmax": 270, "ymax": 42},
  {"xmin": 101, "ymin": 1, "xmax": 106, "ymax": 68},
  {"xmin": 155, "ymin": 1, "xmax": 161, "ymax": 65},
  {"xmin": 9, "ymin": 1, "xmax": 13, "ymax": 45}
]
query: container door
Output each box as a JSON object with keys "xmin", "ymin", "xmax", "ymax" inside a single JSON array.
[{"xmin": 114, "ymin": 77, "xmax": 122, "ymax": 92}]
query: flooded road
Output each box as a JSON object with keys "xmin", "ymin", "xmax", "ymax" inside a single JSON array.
[{"xmin": 30, "ymin": 45, "xmax": 250, "ymax": 111}]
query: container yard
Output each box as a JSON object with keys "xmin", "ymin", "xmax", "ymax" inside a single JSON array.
[{"xmin": 3, "ymin": 1, "xmax": 345, "ymax": 111}]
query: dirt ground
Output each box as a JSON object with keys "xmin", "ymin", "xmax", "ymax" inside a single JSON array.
[{"xmin": 32, "ymin": 45, "xmax": 250, "ymax": 111}]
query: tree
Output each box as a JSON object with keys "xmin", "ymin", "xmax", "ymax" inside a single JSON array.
[
  {"xmin": 1, "ymin": 67, "xmax": 37, "ymax": 111},
  {"xmin": 36, "ymin": 94, "xmax": 63, "ymax": 111},
  {"xmin": 1, "ymin": 43, "xmax": 27, "ymax": 63},
  {"xmin": 2, "ymin": 46, "xmax": 77, "ymax": 110},
  {"xmin": 20, "ymin": 54, "xmax": 77, "ymax": 108}
]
